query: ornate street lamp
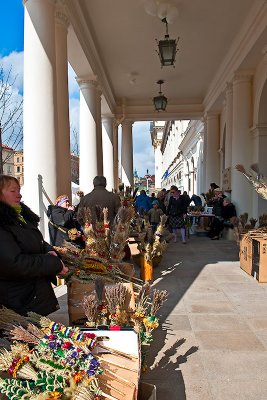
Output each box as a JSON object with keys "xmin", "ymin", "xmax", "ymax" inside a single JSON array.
[
  {"xmin": 153, "ymin": 80, "xmax": 167, "ymax": 111},
  {"xmin": 156, "ymin": 18, "xmax": 179, "ymax": 67}
]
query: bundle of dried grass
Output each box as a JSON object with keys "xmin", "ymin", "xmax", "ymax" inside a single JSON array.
[
  {"xmin": 105, "ymin": 283, "xmax": 128, "ymax": 314},
  {"xmin": 82, "ymin": 293, "xmax": 97, "ymax": 326},
  {"xmin": 109, "ymin": 206, "xmax": 135, "ymax": 261},
  {"xmin": 150, "ymin": 289, "xmax": 168, "ymax": 316},
  {"xmin": 85, "ymin": 205, "xmax": 110, "ymax": 259},
  {"xmin": 236, "ymin": 163, "xmax": 267, "ymax": 200}
]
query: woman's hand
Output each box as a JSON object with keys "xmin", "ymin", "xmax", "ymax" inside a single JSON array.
[
  {"xmin": 58, "ymin": 262, "xmax": 69, "ymax": 276},
  {"xmin": 48, "ymin": 250, "xmax": 58, "ymax": 257}
]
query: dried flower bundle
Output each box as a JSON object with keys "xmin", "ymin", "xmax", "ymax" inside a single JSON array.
[
  {"xmin": 110, "ymin": 206, "xmax": 135, "ymax": 261},
  {"xmin": 236, "ymin": 163, "xmax": 267, "ymax": 200},
  {"xmin": 82, "ymin": 293, "xmax": 97, "ymax": 324},
  {"xmin": 150, "ymin": 289, "xmax": 168, "ymax": 316},
  {"xmin": 105, "ymin": 283, "xmax": 128, "ymax": 314}
]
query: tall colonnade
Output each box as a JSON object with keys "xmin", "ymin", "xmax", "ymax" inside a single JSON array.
[{"xmin": 22, "ymin": 0, "xmax": 134, "ymax": 237}]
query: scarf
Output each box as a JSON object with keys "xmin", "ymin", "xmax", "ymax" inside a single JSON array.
[{"xmin": 13, "ymin": 205, "xmax": 27, "ymax": 225}]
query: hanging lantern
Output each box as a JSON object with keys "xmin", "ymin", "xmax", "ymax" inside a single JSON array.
[
  {"xmin": 153, "ymin": 80, "xmax": 167, "ymax": 112},
  {"xmin": 156, "ymin": 18, "xmax": 179, "ymax": 67}
]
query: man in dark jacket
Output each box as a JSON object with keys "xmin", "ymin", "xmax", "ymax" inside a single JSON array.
[{"xmin": 78, "ymin": 176, "xmax": 121, "ymax": 227}]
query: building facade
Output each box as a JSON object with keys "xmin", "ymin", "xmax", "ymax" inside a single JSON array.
[
  {"xmin": 14, "ymin": 151, "xmax": 24, "ymax": 186},
  {"xmin": 1, "ymin": 145, "xmax": 14, "ymax": 177}
]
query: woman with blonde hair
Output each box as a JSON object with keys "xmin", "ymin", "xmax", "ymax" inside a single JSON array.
[{"xmin": 0, "ymin": 175, "xmax": 68, "ymax": 316}]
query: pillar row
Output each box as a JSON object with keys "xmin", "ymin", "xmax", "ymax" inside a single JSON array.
[
  {"xmin": 23, "ymin": 0, "xmax": 58, "ymax": 236},
  {"xmin": 113, "ymin": 123, "xmax": 119, "ymax": 191},
  {"xmin": 121, "ymin": 120, "xmax": 134, "ymax": 188},
  {"xmin": 77, "ymin": 77, "xmax": 102, "ymax": 194},
  {"xmin": 102, "ymin": 115, "xmax": 114, "ymax": 191},
  {"xmin": 225, "ymin": 82, "xmax": 233, "ymax": 169},
  {"xmin": 231, "ymin": 72, "xmax": 253, "ymax": 215},
  {"xmin": 205, "ymin": 113, "xmax": 220, "ymax": 189},
  {"xmin": 55, "ymin": 3, "xmax": 71, "ymax": 198}
]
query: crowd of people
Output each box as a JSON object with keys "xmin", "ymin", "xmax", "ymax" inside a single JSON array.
[{"xmin": 0, "ymin": 172, "xmax": 237, "ymax": 318}]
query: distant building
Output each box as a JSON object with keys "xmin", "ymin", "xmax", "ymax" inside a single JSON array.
[
  {"xmin": 1, "ymin": 144, "xmax": 14, "ymax": 177},
  {"xmin": 5, "ymin": 149, "xmax": 79, "ymax": 187},
  {"xmin": 14, "ymin": 150, "xmax": 24, "ymax": 185},
  {"xmin": 134, "ymin": 169, "xmax": 155, "ymax": 194}
]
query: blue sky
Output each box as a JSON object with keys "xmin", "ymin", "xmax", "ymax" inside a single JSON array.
[{"xmin": 0, "ymin": 1, "xmax": 155, "ymax": 178}]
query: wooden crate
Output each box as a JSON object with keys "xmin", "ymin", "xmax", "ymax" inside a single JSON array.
[
  {"xmin": 239, "ymin": 236, "xmax": 252, "ymax": 276},
  {"xmin": 68, "ymin": 279, "xmax": 135, "ymax": 325},
  {"xmin": 252, "ymin": 238, "xmax": 267, "ymax": 283}
]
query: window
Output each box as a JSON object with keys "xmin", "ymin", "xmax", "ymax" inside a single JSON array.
[
  {"xmin": 17, "ymin": 157, "xmax": 19, "ymax": 162},
  {"xmin": 7, "ymin": 166, "xmax": 12, "ymax": 173},
  {"xmin": 17, "ymin": 166, "xmax": 20, "ymax": 173}
]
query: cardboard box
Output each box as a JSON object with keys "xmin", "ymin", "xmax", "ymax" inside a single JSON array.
[
  {"xmin": 89, "ymin": 329, "xmax": 140, "ymax": 400},
  {"xmin": 239, "ymin": 236, "xmax": 252, "ymax": 276},
  {"xmin": 252, "ymin": 238, "xmax": 267, "ymax": 283},
  {"xmin": 138, "ymin": 382, "xmax": 157, "ymax": 400},
  {"xmin": 68, "ymin": 279, "xmax": 135, "ymax": 325}
]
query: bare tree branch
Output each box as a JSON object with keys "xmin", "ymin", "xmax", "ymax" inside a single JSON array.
[{"xmin": 0, "ymin": 65, "xmax": 23, "ymax": 173}]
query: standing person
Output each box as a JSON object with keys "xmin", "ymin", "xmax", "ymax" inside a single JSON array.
[
  {"xmin": 135, "ymin": 189, "xmax": 152, "ymax": 215},
  {"xmin": 0, "ymin": 175, "xmax": 68, "ymax": 316},
  {"xmin": 183, "ymin": 191, "xmax": 191, "ymax": 208},
  {"xmin": 167, "ymin": 186, "xmax": 187, "ymax": 243},
  {"xmin": 78, "ymin": 176, "xmax": 121, "ymax": 227},
  {"xmin": 148, "ymin": 200, "xmax": 164, "ymax": 233},
  {"xmin": 156, "ymin": 191, "xmax": 166, "ymax": 213},
  {"xmin": 47, "ymin": 194, "xmax": 83, "ymax": 247}
]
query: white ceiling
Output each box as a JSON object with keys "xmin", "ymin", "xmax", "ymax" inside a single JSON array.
[{"xmin": 66, "ymin": 0, "xmax": 266, "ymax": 118}]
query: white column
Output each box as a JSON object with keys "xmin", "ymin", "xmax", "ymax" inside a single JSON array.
[
  {"xmin": 205, "ymin": 113, "xmax": 220, "ymax": 189},
  {"xmin": 102, "ymin": 115, "xmax": 114, "ymax": 191},
  {"xmin": 113, "ymin": 123, "xmax": 119, "ymax": 191},
  {"xmin": 77, "ymin": 77, "xmax": 101, "ymax": 194},
  {"xmin": 225, "ymin": 82, "xmax": 233, "ymax": 169},
  {"xmin": 231, "ymin": 72, "xmax": 253, "ymax": 215},
  {"xmin": 96, "ymin": 87, "xmax": 103, "ymax": 176},
  {"xmin": 55, "ymin": 3, "xmax": 71, "ymax": 198},
  {"xmin": 23, "ymin": 0, "xmax": 57, "ymax": 237},
  {"xmin": 121, "ymin": 120, "xmax": 134, "ymax": 188},
  {"xmin": 154, "ymin": 141, "xmax": 162, "ymax": 190}
]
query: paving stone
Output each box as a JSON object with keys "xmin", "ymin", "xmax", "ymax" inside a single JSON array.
[
  {"xmin": 189, "ymin": 315, "xmax": 249, "ymax": 331},
  {"xmin": 195, "ymin": 331, "xmax": 265, "ymax": 351}
]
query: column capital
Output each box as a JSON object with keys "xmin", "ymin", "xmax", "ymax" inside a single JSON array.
[
  {"xmin": 233, "ymin": 70, "xmax": 253, "ymax": 85},
  {"xmin": 76, "ymin": 75, "xmax": 102, "ymax": 94},
  {"xmin": 55, "ymin": 7, "xmax": 69, "ymax": 29},
  {"xmin": 204, "ymin": 111, "xmax": 219, "ymax": 121},
  {"xmin": 121, "ymin": 120, "xmax": 134, "ymax": 127}
]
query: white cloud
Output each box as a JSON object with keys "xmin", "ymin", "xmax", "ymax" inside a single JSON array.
[
  {"xmin": 133, "ymin": 121, "xmax": 155, "ymax": 177},
  {"xmin": 0, "ymin": 51, "xmax": 24, "ymax": 93},
  {"xmin": 118, "ymin": 121, "xmax": 155, "ymax": 178}
]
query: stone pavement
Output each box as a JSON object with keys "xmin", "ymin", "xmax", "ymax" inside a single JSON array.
[{"xmin": 50, "ymin": 235, "xmax": 267, "ymax": 400}]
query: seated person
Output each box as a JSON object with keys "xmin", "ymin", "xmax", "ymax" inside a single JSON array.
[
  {"xmin": 209, "ymin": 197, "xmax": 237, "ymax": 240},
  {"xmin": 190, "ymin": 194, "xmax": 202, "ymax": 207},
  {"xmin": 47, "ymin": 194, "xmax": 84, "ymax": 247}
]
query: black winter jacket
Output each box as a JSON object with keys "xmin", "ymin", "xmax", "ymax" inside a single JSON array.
[
  {"xmin": 0, "ymin": 201, "xmax": 63, "ymax": 316},
  {"xmin": 167, "ymin": 195, "xmax": 187, "ymax": 217},
  {"xmin": 47, "ymin": 205, "xmax": 77, "ymax": 246}
]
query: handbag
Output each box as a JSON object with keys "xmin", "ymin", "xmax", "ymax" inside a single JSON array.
[{"xmin": 48, "ymin": 220, "xmax": 80, "ymax": 241}]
